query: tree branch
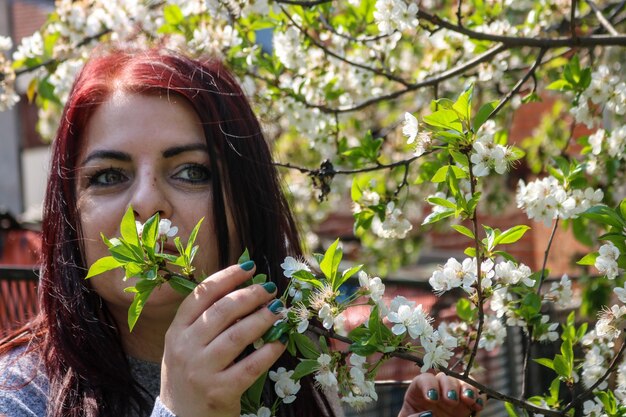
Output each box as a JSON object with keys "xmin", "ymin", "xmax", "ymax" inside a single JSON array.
[
  {"xmin": 563, "ymin": 339, "xmax": 626, "ymax": 412},
  {"xmin": 281, "ymin": 7, "xmax": 413, "ymax": 87},
  {"xmin": 310, "ymin": 326, "xmax": 566, "ymax": 417},
  {"xmin": 299, "ymin": 44, "xmax": 507, "ymax": 114},
  {"xmin": 587, "ymin": 0, "xmax": 621, "ymax": 35},
  {"xmin": 274, "ymin": 0, "xmax": 332, "ymax": 6},
  {"xmin": 487, "ymin": 48, "xmax": 547, "ymax": 120},
  {"xmin": 416, "ymin": 9, "xmax": 626, "ymax": 47}
]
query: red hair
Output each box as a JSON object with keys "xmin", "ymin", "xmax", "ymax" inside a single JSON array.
[{"xmin": 1, "ymin": 49, "xmax": 335, "ymax": 417}]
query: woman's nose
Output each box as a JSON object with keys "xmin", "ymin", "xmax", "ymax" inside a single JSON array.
[{"xmin": 129, "ymin": 173, "xmax": 173, "ymax": 223}]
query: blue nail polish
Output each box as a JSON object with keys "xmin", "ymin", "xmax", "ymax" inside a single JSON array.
[
  {"xmin": 427, "ymin": 389, "xmax": 439, "ymax": 400},
  {"xmin": 447, "ymin": 390, "xmax": 458, "ymax": 401},
  {"xmin": 261, "ymin": 282, "xmax": 277, "ymax": 293},
  {"xmin": 464, "ymin": 389, "xmax": 475, "ymax": 399},
  {"xmin": 279, "ymin": 334, "xmax": 288, "ymax": 344},
  {"xmin": 476, "ymin": 398, "xmax": 484, "ymax": 407},
  {"xmin": 240, "ymin": 260, "xmax": 255, "ymax": 271},
  {"xmin": 268, "ymin": 299, "xmax": 284, "ymax": 314},
  {"xmin": 418, "ymin": 412, "xmax": 433, "ymax": 417}
]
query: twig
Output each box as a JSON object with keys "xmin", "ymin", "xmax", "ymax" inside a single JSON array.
[
  {"xmin": 587, "ymin": 0, "xmax": 621, "ymax": 35},
  {"xmin": 299, "ymin": 44, "xmax": 507, "ymax": 114},
  {"xmin": 457, "ymin": 0, "xmax": 464, "ymax": 27},
  {"xmin": 537, "ymin": 217, "xmax": 560, "ymax": 294},
  {"xmin": 571, "ymin": 0, "xmax": 578, "ymax": 40},
  {"xmin": 464, "ymin": 162, "xmax": 485, "ymax": 377},
  {"xmin": 563, "ymin": 339, "xmax": 626, "ymax": 412},
  {"xmin": 273, "ymin": 153, "xmax": 430, "ymax": 175},
  {"xmin": 318, "ymin": 14, "xmax": 393, "ymax": 43},
  {"xmin": 416, "ymin": 9, "xmax": 626, "ymax": 47},
  {"xmin": 487, "ymin": 48, "xmax": 547, "ymax": 120},
  {"xmin": 274, "ymin": 0, "xmax": 331, "ymax": 6},
  {"xmin": 281, "ymin": 7, "xmax": 413, "ymax": 87},
  {"xmin": 309, "ymin": 326, "xmax": 566, "ymax": 417}
]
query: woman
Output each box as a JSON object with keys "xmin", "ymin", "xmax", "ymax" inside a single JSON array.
[{"xmin": 0, "ymin": 48, "xmax": 486, "ymax": 417}]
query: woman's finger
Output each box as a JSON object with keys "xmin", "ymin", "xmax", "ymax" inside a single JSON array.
[
  {"xmin": 436, "ymin": 372, "xmax": 461, "ymax": 404},
  {"xmin": 459, "ymin": 381, "xmax": 487, "ymax": 413},
  {"xmin": 204, "ymin": 298, "xmax": 284, "ymax": 370},
  {"xmin": 189, "ymin": 282, "xmax": 278, "ymax": 345},
  {"xmin": 220, "ymin": 340, "xmax": 287, "ymax": 394},
  {"xmin": 172, "ymin": 262, "xmax": 256, "ymax": 327}
]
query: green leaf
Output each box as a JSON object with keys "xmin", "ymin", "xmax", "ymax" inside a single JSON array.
[
  {"xmin": 141, "ymin": 213, "xmax": 160, "ymax": 251},
  {"xmin": 120, "ymin": 206, "xmax": 139, "ymax": 247},
  {"xmin": 464, "ymin": 247, "xmax": 477, "ymax": 257},
  {"xmin": 493, "ymin": 225, "xmax": 531, "ymax": 246},
  {"xmin": 291, "ymin": 359, "xmax": 318, "ymax": 380},
  {"xmin": 582, "ymin": 205, "xmax": 626, "ymax": 229},
  {"xmin": 423, "ymin": 109, "xmax": 463, "ymax": 132},
  {"xmin": 293, "ymin": 332, "xmax": 320, "ymax": 360},
  {"xmin": 186, "ymin": 218, "xmax": 205, "ymax": 258},
  {"xmin": 452, "ymin": 84, "xmax": 473, "ymax": 122},
  {"xmin": 246, "ymin": 372, "xmax": 267, "ymax": 409},
  {"xmin": 109, "ymin": 243, "xmax": 142, "ymax": 263},
  {"xmin": 337, "ymin": 264, "xmax": 363, "ymax": 288},
  {"xmin": 449, "ymin": 150, "xmax": 469, "ymax": 167},
  {"xmin": 168, "ymin": 275, "xmax": 197, "ymax": 295},
  {"xmin": 533, "ymin": 358, "xmax": 555, "ymax": 370},
  {"xmin": 85, "ymin": 256, "xmax": 123, "ymax": 279},
  {"xmin": 504, "ymin": 402, "xmax": 523, "ymax": 417},
  {"xmin": 422, "ymin": 209, "xmax": 455, "ymax": 225},
  {"xmin": 252, "ymin": 273, "xmax": 267, "ymax": 284},
  {"xmin": 553, "ymin": 354, "xmax": 570, "ymax": 377},
  {"xmin": 163, "ymin": 4, "xmax": 184, "ymax": 24},
  {"xmin": 577, "ymin": 252, "xmax": 598, "ymax": 266},
  {"xmin": 292, "ymin": 270, "xmax": 324, "ymax": 289},
  {"xmin": 456, "ymin": 298, "xmax": 476, "ymax": 321},
  {"xmin": 427, "ymin": 196, "xmax": 457, "ymax": 209},
  {"xmin": 451, "ymin": 225, "xmax": 475, "ymax": 239},
  {"xmin": 320, "ymin": 239, "xmax": 343, "ymax": 288},
  {"xmin": 473, "ymin": 100, "xmax": 499, "ymax": 131},
  {"xmin": 546, "ymin": 79, "xmax": 573, "ymax": 91},
  {"xmin": 128, "ymin": 285, "xmax": 156, "ymax": 331},
  {"xmin": 238, "ymin": 248, "xmax": 250, "ymax": 264}
]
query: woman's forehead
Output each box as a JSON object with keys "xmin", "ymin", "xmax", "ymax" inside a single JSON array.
[{"xmin": 78, "ymin": 92, "xmax": 206, "ymax": 158}]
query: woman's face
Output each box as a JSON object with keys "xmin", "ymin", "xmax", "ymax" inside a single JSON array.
[{"xmin": 76, "ymin": 92, "xmax": 228, "ymax": 321}]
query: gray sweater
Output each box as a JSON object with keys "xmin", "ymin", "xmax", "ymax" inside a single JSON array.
[{"xmin": 0, "ymin": 346, "xmax": 175, "ymax": 417}]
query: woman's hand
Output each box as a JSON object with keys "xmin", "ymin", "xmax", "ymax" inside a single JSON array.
[
  {"xmin": 160, "ymin": 262, "xmax": 286, "ymax": 417},
  {"xmin": 398, "ymin": 372, "xmax": 487, "ymax": 417}
]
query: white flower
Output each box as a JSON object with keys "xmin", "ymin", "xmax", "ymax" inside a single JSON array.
[
  {"xmin": 0, "ymin": 36, "xmax": 12, "ymax": 51},
  {"xmin": 615, "ymin": 283, "xmax": 626, "ymax": 304},
  {"xmin": 293, "ymin": 303, "xmax": 310, "ymax": 334},
  {"xmin": 281, "ymin": 256, "xmax": 311, "ymax": 278},
  {"xmin": 371, "ymin": 201, "xmax": 412, "ymax": 239},
  {"xmin": 158, "ymin": 219, "xmax": 178, "ymax": 238},
  {"xmin": 595, "ymin": 242, "xmax": 620, "ymax": 279},
  {"xmin": 582, "ymin": 398, "xmax": 604, "ymax": 417},
  {"xmin": 544, "ymin": 274, "xmax": 573, "ymax": 309},
  {"xmin": 402, "ymin": 112, "xmax": 418, "ymax": 144},
  {"xmin": 596, "ymin": 304, "xmax": 626, "ymax": 340},
  {"xmin": 495, "ymin": 261, "xmax": 535, "ymax": 287},
  {"xmin": 588, "ymin": 129, "xmax": 605, "ymax": 155},
  {"xmin": 241, "ymin": 407, "xmax": 272, "ymax": 417},
  {"xmin": 387, "ymin": 303, "xmax": 433, "ymax": 340},
  {"xmin": 373, "ymin": 0, "xmax": 417, "ymax": 34},
  {"xmin": 358, "ymin": 271, "xmax": 386, "ymax": 303},
  {"xmin": 314, "ymin": 354, "xmax": 338, "ymax": 389},
  {"xmin": 318, "ymin": 303, "xmax": 336, "ymax": 330},
  {"xmin": 478, "ymin": 316, "xmax": 506, "ymax": 351},
  {"xmin": 268, "ymin": 367, "xmax": 301, "ymax": 404},
  {"xmin": 421, "ymin": 331, "xmax": 457, "ymax": 371}
]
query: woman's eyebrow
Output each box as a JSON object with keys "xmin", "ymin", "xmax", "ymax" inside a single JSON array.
[
  {"xmin": 162, "ymin": 143, "xmax": 209, "ymax": 158},
  {"xmin": 81, "ymin": 150, "xmax": 131, "ymax": 166}
]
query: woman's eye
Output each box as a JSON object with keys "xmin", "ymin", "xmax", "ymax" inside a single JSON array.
[
  {"xmin": 174, "ymin": 164, "xmax": 211, "ymax": 183},
  {"xmin": 87, "ymin": 168, "xmax": 128, "ymax": 187}
]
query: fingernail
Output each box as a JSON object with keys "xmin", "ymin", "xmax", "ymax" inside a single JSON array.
[
  {"xmin": 476, "ymin": 398, "xmax": 484, "ymax": 407},
  {"xmin": 418, "ymin": 412, "xmax": 433, "ymax": 417},
  {"xmin": 279, "ymin": 334, "xmax": 288, "ymax": 344},
  {"xmin": 426, "ymin": 389, "xmax": 439, "ymax": 400},
  {"xmin": 261, "ymin": 282, "xmax": 277, "ymax": 293},
  {"xmin": 464, "ymin": 388, "xmax": 475, "ymax": 399},
  {"xmin": 268, "ymin": 299, "xmax": 284, "ymax": 314},
  {"xmin": 240, "ymin": 260, "xmax": 255, "ymax": 271},
  {"xmin": 447, "ymin": 390, "xmax": 458, "ymax": 401}
]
